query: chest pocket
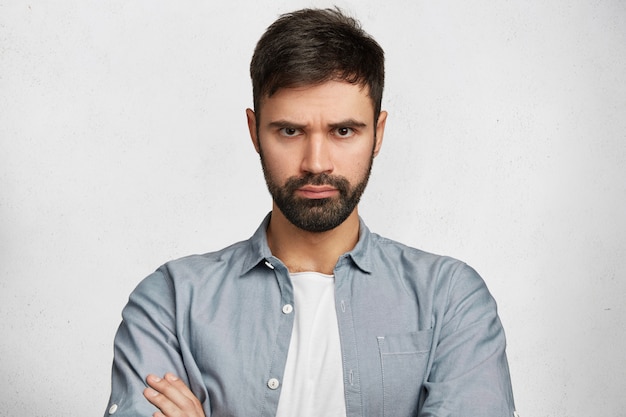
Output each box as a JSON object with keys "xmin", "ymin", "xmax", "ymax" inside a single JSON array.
[{"xmin": 377, "ymin": 329, "xmax": 433, "ymax": 417}]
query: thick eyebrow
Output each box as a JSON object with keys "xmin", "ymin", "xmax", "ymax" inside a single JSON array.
[
  {"xmin": 267, "ymin": 119, "xmax": 368, "ymax": 129},
  {"xmin": 267, "ymin": 120, "xmax": 307, "ymax": 129},
  {"xmin": 328, "ymin": 119, "xmax": 368, "ymax": 129}
]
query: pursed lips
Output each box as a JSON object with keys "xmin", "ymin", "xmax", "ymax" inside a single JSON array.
[{"xmin": 296, "ymin": 185, "xmax": 339, "ymax": 199}]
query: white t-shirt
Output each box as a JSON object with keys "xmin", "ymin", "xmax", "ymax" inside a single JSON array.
[{"xmin": 275, "ymin": 272, "xmax": 347, "ymax": 417}]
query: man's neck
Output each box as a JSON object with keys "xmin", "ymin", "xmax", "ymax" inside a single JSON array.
[{"xmin": 266, "ymin": 206, "xmax": 360, "ymax": 275}]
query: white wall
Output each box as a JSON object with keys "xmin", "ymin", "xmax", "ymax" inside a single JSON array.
[{"xmin": 1, "ymin": 1, "xmax": 624, "ymax": 416}]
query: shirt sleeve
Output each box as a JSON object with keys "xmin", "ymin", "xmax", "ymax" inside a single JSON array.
[
  {"xmin": 419, "ymin": 263, "xmax": 516, "ymax": 417},
  {"xmin": 103, "ymin": 267, "xmax": 205, "ymax": 417}
]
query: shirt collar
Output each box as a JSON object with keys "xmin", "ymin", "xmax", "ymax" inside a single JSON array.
[
  {"xmin": 240, "ymin": 213, "xmax": 274, "ymax": 276},
  {"xmin": 240, "ymin": 212, "xmax": 374, "ymax": 276},
  {"xmin": 344, "ymin": 217, "xmax": 373, "ymax": 273}
]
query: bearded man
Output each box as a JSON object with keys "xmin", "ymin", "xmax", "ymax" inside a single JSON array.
[{"xmin": 104, "ymin": 8, "xmax": 517, "ymax": 417}]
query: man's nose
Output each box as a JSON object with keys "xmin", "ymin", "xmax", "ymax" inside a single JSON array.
[{"xmin": 300, "ymin": 133, "xmax": 333, "ymax": 174}]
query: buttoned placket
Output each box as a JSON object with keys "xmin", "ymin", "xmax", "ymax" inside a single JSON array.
[{"xmin": 259, "ymin": 257, "xmax": 296, "ymax": 417}]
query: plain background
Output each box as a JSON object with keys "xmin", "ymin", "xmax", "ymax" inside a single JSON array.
[{"xmin": 1, "ymin": 1, "xmax": 625, "ymax": 416}]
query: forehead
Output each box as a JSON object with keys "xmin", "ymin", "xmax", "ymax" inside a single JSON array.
[{"xmin": 258, "ymin": 81, "xmax": 374, "ymax": 121}]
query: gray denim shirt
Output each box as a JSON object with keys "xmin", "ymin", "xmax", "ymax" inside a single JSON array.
[{"xmin": 105, "ymin": 214, "xmax": 516, "ymax": 416}]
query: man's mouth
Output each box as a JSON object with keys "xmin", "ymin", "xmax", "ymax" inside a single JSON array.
[{"xmin": 296, "ymin": 185, "xmax": 339, "ymax": 199}]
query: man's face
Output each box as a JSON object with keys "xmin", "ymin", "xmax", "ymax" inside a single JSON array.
[{"xmin": 247, "ymin": 80, "xmax": 386, "ymax": 232}]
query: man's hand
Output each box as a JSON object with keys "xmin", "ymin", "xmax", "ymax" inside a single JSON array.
[{"xmin": 144, "ymin": 373, "xmax": 206, "ymax": 417}]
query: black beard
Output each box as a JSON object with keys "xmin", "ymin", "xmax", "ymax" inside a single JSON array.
[{"xmin": 261, "ymin": 161, "xmax": 373, "ymax": 233}]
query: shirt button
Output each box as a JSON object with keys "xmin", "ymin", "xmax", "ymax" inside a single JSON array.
[
  {"xmin": 108, "ymin": 404, "xmax": 118, "ymax": 414},
  {"xmin": 282, "ymin": 304, "xmax": 293, "ymax": 314},
  {"xmin": 267, "ymin": 378, "xmax": 280, "ymax": 390}
]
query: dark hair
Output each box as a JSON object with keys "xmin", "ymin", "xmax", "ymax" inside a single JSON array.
[{"xmin": 250, "ymin": 8, "xmax": 385, "ymax": 121}]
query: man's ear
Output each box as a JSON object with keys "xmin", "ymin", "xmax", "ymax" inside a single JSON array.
[
  {"xmin": 246, "ymin": 108, "xmax": 260, "ymax": 153},
  {"xmin": 373, "ymin": 110, "xmax": 387, "ymax": 157}
]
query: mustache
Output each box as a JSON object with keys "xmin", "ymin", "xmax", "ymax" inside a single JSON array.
[{"xmin": 284, "ymin": 173, "xmax": 350, "ymax": 193}]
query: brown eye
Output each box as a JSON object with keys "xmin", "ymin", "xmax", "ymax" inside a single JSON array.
[
  {"xmin": 279, "ymin": 127, "xmax": 302, "ymax": 137},
  {"xmin": 334, "ymin": 127, "xmax": 355, "ymax": 138}
]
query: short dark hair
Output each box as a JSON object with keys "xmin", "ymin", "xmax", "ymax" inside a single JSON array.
[{"xmin": 250, "ymin": 8, "xmax": 385, "ymax": 121}]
